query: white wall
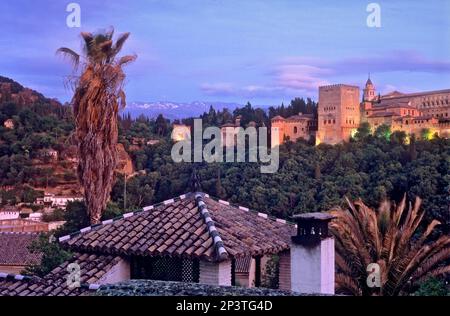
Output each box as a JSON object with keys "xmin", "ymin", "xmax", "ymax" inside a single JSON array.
[
  {"xmin": 291, "ymin": 237, "xmax": 334, "ymax": 294},
  {"xmin": 0, "ymin": 211, "xmax": 19, "ymax": 220},
  {"xmin": 98, "ymin": 258, "xmax": 131, "ymax": 285},
  {"xmin": 199, "ymin": 260, "xmax": 232, "ymax": 286}
]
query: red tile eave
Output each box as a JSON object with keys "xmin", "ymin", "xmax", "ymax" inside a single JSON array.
[{"xmin": 61, "ymin": 194, "xmax": 294, "ymax": 262}]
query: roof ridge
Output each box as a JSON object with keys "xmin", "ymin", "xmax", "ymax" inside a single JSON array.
[
  {"xmin": 58, "ymin": 193, "xmax": 190, "ymax": 243},
  {"xmin": 0, "ymin": 272, "xmax": 102, "ymax": 293},
  {"xmin": 0, "ymin": 231, "xmax": 39, "ymax": 235},
  {"xmin": 0, "ymin": 272, "xmax": 41, "ymax": 283},
  {"xmin": 194, "ymin": 193, "xmax": 228, "ymax": 261},
  {"xmin": 201, "ymin": 193, "xmax": 296, "ymax": 226}
]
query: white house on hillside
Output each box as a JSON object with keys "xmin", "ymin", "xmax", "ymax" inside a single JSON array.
[{"xmin": 0, "ymin": 207, "xmax": 20, "ymax": 220}]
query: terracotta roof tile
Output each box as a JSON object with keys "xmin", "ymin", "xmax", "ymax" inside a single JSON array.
[
  {"xmin": 59, "ymin": 193, "xmax": 294, "ymax": 262},
  {"xmin": 0, "ymin": 232, "xmax": 41, "ymax": 267},
  {"xmin": 0, "ymin": 252, "xmax": 121, "ymax": 296}
]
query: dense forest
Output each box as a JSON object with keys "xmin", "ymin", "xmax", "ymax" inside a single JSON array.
[
  {"xmin": 112, "ymin": 127, "xmax": 449, "ymax": 226},
  {"xmin": 0, "ymin": 76, "xmax": 448, "ymax": 230},
  {"xmin": 114, "ymin": 102, "xmax": 449, "ymax": 231}
]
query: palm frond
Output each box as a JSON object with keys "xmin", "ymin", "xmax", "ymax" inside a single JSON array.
[
  {"xmin": 117, "ymin": 54, "xmax": 137, "ymax": 67},
  {"xmin": 80, "ymin": 32, "xmax": 94, "ymax": 55},
  {"xmin": 336, "ymin": 274, "xmax": 362, "ymax": 296},
  {"xmin": 56, "ymin": 47, "xmax": 80, "ymax": 68},
  {"xmin": 332, "ymin": 194, "xmax": 448, "ymax": 296},
  {"xmin": 112, "ymin": 32, "xmax": 130, "ymax": 57},
  {"xmin": 411, "ymin": 247, "xmax": 450, "ymax": 281}
]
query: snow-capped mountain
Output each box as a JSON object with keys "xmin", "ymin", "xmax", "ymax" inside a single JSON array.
[{"xmin": 123, "ymin": 101, "xmax": 255, "ymax": 120}]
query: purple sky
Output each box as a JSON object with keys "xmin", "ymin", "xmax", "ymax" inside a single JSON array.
[{"xmin": 1, "ymin": 0, "xmax": 450, "ymax": 106}]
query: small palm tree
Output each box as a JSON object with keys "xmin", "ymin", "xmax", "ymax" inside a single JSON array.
[
  {"xmin": 57, "ymin": 28, "xmax": 136, "ymax": 224},
  {"xmin": 330, "ymin": 195, "xmax": 450, "ymax": 296}
]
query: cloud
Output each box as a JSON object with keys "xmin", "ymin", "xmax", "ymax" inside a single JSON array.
[
  {"xmin": 200, "ymin": 63, "xmax": 331, "ymax": 98},
  {"xmin": 200, "ymin": 83, "xmax": 235, "ymax": 96},
  {"xmin": 200, "ymin": 82, "xmax": 292, "ymax": 98},
  {"xmin": 200, "ymin": 50, "xmax": 450, "ymax": 98},
  {"xmin": 280, "ymin": 50, "xmax": 450, "ymax": 76},
  {"xmin": 270, "ymin": 64, "xmax": 331, "ymax": 91}
]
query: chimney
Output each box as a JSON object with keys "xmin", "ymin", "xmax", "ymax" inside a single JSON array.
[{"xmin": 290, "ymin": 212, "xmax": 335, "ymax": 295}]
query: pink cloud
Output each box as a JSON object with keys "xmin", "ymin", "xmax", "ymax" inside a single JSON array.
[{"xmin": 199, "ymin": 50, "xmax": 450, "ymax": 98}]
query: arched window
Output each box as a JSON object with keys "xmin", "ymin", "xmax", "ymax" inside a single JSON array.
[{"xmin": 294, "ymin": 126, "xmax": 297, "ymax": 134}]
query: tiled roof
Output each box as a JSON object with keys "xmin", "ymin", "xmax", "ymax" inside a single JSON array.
[
  {"xmin": 0, "ymin": 274, "xmax": 41, "ymax": 296},
  {"xmin": 367, "ymin": 112, "xmax": 398, "ymax": 118},
  {"xmin": 0, "ymin": 253, "xmax": 121, "ymax": 296},
  {"xmin": 286, "ymin": 114, "xmax": 314, "ymax": 121},
  {"xmin": 0, "ymin": 206, "xmax": 19, "ymax": 213},
  {"xmin": 272, "ymin": 114, "xmax": 314, "ymax": 122},
  {"xmin": 381, "ymin": 88, "xmax": 450, "ymax": 100},
  {"xmin": 374, "ymin": 102, "xmax": 416, "ymax": 109},
  {"xmin": 0, "ymin": 232, "xmax": 41, "ymax": 266},
  {"xmin": 60, "ymin": 193, "xmax": 295, "ymax": 262},
  {"xmin": 221, "ymin": 122, "xmax": 238, "ymax": 128},
  {"xmin": 0, "ymin": 219, "xmax": 49, "ymax": 233}
]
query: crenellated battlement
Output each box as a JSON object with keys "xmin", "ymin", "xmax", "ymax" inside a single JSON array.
[{"xmin": 319, "ymin": 83, "xmax": 360, "ymax": 90}]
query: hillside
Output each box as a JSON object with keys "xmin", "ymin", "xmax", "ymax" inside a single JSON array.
[
  {"xmin": 0, "ymin": 76, "xmax": 134, "ymax": 203},
  {"xmin": 0, "ymin": 76, "xmax": 61, "ymax": 109}
]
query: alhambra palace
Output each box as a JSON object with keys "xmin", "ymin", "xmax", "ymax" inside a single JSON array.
[{"xmin": 271, "ymin": 78, "xmax": 450, "ymax": 146}]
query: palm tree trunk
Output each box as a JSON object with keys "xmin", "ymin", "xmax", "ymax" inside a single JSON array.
[{"xmin": 75, "ymin": 69, "xmax": 120, "ymax": 224}]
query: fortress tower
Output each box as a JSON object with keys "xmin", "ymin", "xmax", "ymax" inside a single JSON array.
[
  {"xmin": 317, "ymin": 84, "xmax": 360, "ymax": 145},
  {"xmin": 363, "ymin": 76, "xmax": 376, "ymax": 102}
]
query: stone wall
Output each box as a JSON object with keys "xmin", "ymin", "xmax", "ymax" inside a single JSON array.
[{"xmin": 96, "ymin": 279, "xmax": 320, "ymax": 296}]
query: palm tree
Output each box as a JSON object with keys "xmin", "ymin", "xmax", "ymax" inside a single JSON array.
[
  {"xmin": 330, "ymin": 195, "xmax": 450, "ymax": 296},
  {"xmin": 57, "ymin": 28, "xmax": 136, "ymax": 224}
]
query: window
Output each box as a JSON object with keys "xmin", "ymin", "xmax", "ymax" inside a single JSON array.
[
  {"xmin": 294, "ymin": 126, "xmax": 297, "ymax": 134},
  {"xmin": 328, "ymin": 120, "xmax": 332, "ymax": 124},
  {"xmin": 131, "ymin": 257, "xmax": 200, "ymax": 283}
]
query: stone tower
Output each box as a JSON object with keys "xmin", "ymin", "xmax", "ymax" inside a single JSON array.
[
  {"xmin": 363, "ymin": 75, "xmax": 376, "ymax": 102},
  {"xmin": 317, "ymin": 84, "xmax": 360, "ymax": 145}
]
